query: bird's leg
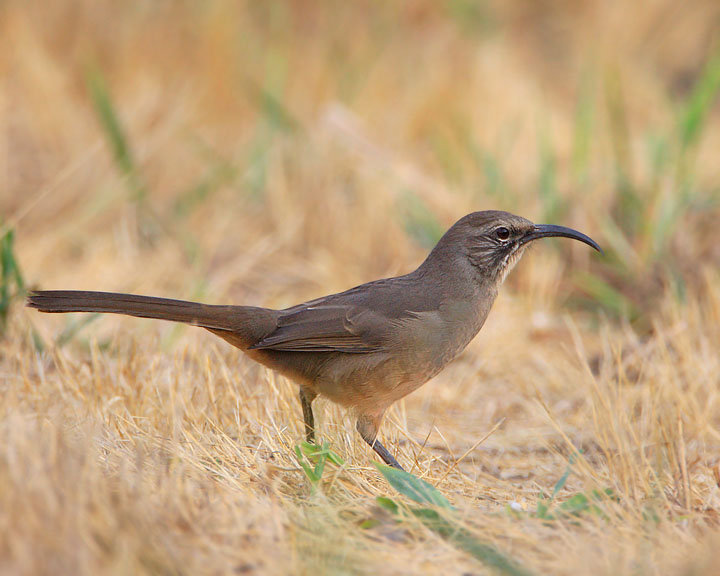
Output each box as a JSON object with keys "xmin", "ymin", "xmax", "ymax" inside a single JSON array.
[
  {"xmin": 299, "ymin": 388, "xmax": 318, "ymax": 443},
  {"xmin": 356, "ymin": 413, "xmax": 403, "ymax": 470}
]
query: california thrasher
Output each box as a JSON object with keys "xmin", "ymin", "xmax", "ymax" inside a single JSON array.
[{"xmin": 27, "ymin": 210, "xmax": 600, "ymax": 469}]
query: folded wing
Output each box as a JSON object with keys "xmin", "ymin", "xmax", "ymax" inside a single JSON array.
[{"xmin": 248, "ymin": 303, "xmax": 389, "ymax": 353}]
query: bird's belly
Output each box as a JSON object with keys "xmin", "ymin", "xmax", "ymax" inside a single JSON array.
[
  {"xmin": 311, "ymin": 352, "xmax": 405, "ymax": 411},
  {"xmin": 313, "ymin": 338, "xmax": 468, "ymax": 414}
]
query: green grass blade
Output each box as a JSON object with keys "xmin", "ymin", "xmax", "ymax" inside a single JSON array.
[
  {"xmin": 678, "ymin": 52, "xmax": 720, "ymax": 151},
  {"xmin": 481, "ymin": 152, "xmax": 504, "ymax": 199},
  {"xmin": 399, "ymin": 191, "xmax": 444, "ymax": 250},
  {"xmin": 374, "ymin": 463, "xmax": 452, "ymax": 509},
  {"xmin": 295, "ymin": 442, "xmax": 345, "ymax": 489},
  {"xmin": 0, "ymin": 234, "xmax": 11, "ymax": 324},
  {"xmin": 571, "ymin": 72, "xmax": 595, "ymax": 185},
  {"xmin": 574, "ymin": 271, "xmax": 638, "ymax": 319},
  {"xmin": 86, "ymin": 67, "xmax": 147, "ymax": 204},
  {"xmin": 375, "ymin": 496, "xmax": 399, "ymax": 514},
  {"xmin": 298, "ymin": 441, "xmax": 345, "ymax": 466},
  {"xmin": 244, "ymin": 80, "xmax": 299, "ymax": 134},
  {"xmin": 414, "ymin": 509, "xmax": 536, "ymax": 576},
  {"xmin": 375, "ymin": 463, "xmax": 535, "ymax": 575},
  {"xmin": 605, "ymin": 66, "xmax": 633, "ymax": 187},
  {"xmin": 294, "ymin": 445, "xmax": 319, "ymax": 484},
  {"xmin": 445, "ymin": 0, "xmax": 494, "ymax": 35},
  {"xmin": 174, "ymin": 162, "xmax": 238, "ymax": 217},
  {"xmin": 535, "ymin": 498, "xmax": 551, "ymax": 520},
  {"xmin": 56, "ymin": 314, "xmax": 101, "ymax": 347},
  {"xmin": 0, "ymin": 227, "xmax": 25, "ymax": 328},
  {"xmin": 551, "ymin": 453, "xmax": 576, "ymax": 499},
  {"xmin": 537, "ymin": 130, "xmax": 564, "ymax": 223}
]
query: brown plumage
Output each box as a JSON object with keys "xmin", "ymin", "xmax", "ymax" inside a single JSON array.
[{"xmin": 27, "ymin": 211, "xmax": 601, "ymax": 469}]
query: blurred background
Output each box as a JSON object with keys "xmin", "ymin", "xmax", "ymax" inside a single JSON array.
[
  {"xmin": 2, "ymin": 0, "xmax": 719, "ymax": 326},
  {"xmin": 2, "ymin": 2, "xmax": 720, "ymax": 574}
]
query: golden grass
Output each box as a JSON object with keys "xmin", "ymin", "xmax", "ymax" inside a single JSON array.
[{"xmin": 3, "ymin": 1, "xmax": 720, "ymax": 574}]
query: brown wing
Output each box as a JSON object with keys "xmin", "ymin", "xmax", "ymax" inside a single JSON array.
[{"xmin": 247, "ymin": 304, "xmax": 388, "ymax": 353}]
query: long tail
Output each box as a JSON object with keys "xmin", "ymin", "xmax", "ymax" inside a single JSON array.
[{"xmin": 26, "ymin": 290, "xmax": 277, "ymax": 348}]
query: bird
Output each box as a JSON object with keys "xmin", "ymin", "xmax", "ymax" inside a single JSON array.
[{"xmin": 27, "ymin": 210, "xmax": 601, "ymax": 470}]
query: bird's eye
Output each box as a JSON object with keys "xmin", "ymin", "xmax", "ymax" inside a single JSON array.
[{"xmin": 495, "ymin": 227, "xmax": 510, "ymax": 241}]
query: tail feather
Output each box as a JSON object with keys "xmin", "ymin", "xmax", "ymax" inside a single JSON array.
[{"xmin": 27, "ymin": 289, "xmax": 228, "ymax": 326}]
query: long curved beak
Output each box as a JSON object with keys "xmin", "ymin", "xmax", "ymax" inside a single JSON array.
[{"xmin": 521, "ymin": 224, "xmax": 602, "ymax": 253}]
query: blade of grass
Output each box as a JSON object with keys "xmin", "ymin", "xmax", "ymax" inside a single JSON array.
[
  {"xmin": 605, "ymin": 66, "xmax": 643, "ymax": 237},
  {"xmin": 295, "ymin": 442, "xmax": 345, "ymax": 491},
  {"xmin": 0, "ymin": 227, "xmax": 25, "ymax": 329},
  {"xmin": 481, "ymin": 151, "xmax": 504, "ymax": 199},
  {"xmin": 430, "ymin": 129, "xmax": 463, "ymax": 184},
  {"xmin": 375, "ymin": 465, "xmax": 535, "ymax": 576},
  {"xmin": 445, "ymin": 0, "xmax": 495, "ymax": 36},
  {"xmin": 537, "ymin": 128, "xmax": 565, "ymax": 223},
  {"xmin": 244, "ymin": 79, "xmax": 299, "ymax": 134},
  {"xmin": 399, "ymin": 191, "xmax": 444, "ymax": 249},
  {"xmin": 86, "ymin": 66, "xmax": 147, "ymax": 205},
  {"xmin": 678, "ymin": 51, "xmax": 720, "ymax": 153},
  {"xmin": 573, "ymin": 271, "xmax": 638, "ymax": 320},
  {"xmin": 571, "ymin": 72, "xmax": 595, "ymax": 186},
  {"xmin": 374, "ymin": 463, "xmax": 452, "ymax": 508},
  {"xmin": 174, "ymin": 160, "xmax": 239, "ymax": 217},
  {"xmin": 598, "ymin": 215, "xmax": 637, "ymax": 273},
  {"xmin": 605, "ymin": 65, "xmax": 633, "ymax": 188},
  {"xmin": 413, "ymin": 508, "xmax": 536, "ymax": 576},
  {"xmin": 56, "ymin": 314, "xmax": 101, "ymax": 347}
]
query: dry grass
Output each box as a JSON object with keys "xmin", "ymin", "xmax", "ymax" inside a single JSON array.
[{"xmin": 2, "ymin": 1, "xmax": 720, "ymax": 574}]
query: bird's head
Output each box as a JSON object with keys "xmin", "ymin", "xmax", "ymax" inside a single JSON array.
[{"xmin": 428, "ymin": 210, "xmax": 601, "ymax": 286}]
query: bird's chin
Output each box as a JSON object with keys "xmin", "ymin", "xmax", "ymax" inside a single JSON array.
[{"xmin": 497, "ymin": 246, "xmax": 527, "ymax": 285}]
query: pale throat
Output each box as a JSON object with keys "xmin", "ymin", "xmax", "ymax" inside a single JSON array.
[{"xmin": 497, "ymin": 245, "xmax": 528, "ymax": 285}]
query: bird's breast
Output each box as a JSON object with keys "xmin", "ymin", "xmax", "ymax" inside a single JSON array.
[{"xmin": 389, "ymin": 297, "xmax": 490, "ymax": 375}]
